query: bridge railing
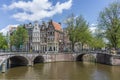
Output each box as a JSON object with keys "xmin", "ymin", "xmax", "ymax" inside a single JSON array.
[
  {"xmin": 63, "ymin": 50, "xmax": 110, "ymax": 54},
  {"xmin": 0, "ymin": 50, "xmax": 115, "ymax": 56}
]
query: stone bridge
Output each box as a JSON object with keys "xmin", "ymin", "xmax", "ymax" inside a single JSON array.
[
  {"xmin": 0, "ymin": 52, "xmax": 96, "ymax": 68},
  {"xmin": 0, "ymin": 52, "xmax": 120, "ymax": 73}
]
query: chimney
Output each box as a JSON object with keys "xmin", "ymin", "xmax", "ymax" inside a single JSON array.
[{"xmin": 58, "ymin": 22, "xmax": 61, "ymax": 25}]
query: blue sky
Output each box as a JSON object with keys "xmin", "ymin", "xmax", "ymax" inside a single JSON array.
[{"xmin": 0, "ymin": 0, "xmax": 116, "ymax": 30}]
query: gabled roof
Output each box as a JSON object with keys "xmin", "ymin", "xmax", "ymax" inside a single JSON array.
[{"xmin": 52, "ymin": 21, "xmax": 62, "ymax": 31}]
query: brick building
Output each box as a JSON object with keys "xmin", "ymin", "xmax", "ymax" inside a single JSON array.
[{"xmin": 32, "ymin": 20, "xmax": 64, "ymax": 53}]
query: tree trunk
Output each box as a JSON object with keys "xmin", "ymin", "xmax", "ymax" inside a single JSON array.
[{"xmin": 71, "ymin": 42, "xmax": 75, "ymax": 52}]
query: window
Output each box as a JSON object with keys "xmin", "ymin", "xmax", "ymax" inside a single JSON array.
[
  {"xmin": 50, "ymin": 32, "xmax": 52, "ymax": 35},
  {"xmin": 49, "ymin": 47, "xmax": 52, "ymax": 51},
  {"xmin": 54, "ymin": 47, "xmax": 55, "ymax": 51},
  {"xmin": 53, "ymin": 32, "xmax": 54, "ymax": 35}
]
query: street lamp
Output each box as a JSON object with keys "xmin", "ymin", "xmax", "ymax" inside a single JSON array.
[{"xmin": 59, "ymin": 40, "xmax": 62, "ymax": 52}]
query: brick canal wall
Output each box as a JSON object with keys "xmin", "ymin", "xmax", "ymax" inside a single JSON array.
[
  {"xmin": 96, "ymin": 53, "xmax": 120, "ymax": 65},
  {"xmin": 44, "ymin": 54, "xmax": 76, "ymax": 62},
  {"xmin": 96, "ymin": 53, "xmax": 112, "ymax": 65}
]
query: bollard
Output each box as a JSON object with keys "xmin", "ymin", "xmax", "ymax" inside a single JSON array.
[{"xmin": 2, "ymin": 63, "xmax": 6, "ymax": 73}]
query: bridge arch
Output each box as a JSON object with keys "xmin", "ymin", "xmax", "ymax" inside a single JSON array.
[
  {"xmin": 33, "ymin": 55, "xmax": 44, "ymax": 64},
  {"xmin": 76, "ymin": 54, "xmax": 96, "ymax": 62},
  {"xmin": 7, "ymin": 56, "xmax": 29, "ymax": 68},
  {"xmin": 76, "ymin": 54, "xmax": 85, "ymax": 61}
]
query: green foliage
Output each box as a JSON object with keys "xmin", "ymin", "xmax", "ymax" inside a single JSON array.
[
  {"xmin": 0, "ymin": 33, "xmax": 8, "ymax": 50},
  {"xmin": 90, "ymin": 37, "xmax": 105, "ymax": 49},
  {"xmin": 65, "ymin": 14, "xmax": 93, "ymax": 51},
  {"xmin": 98, "ymin": 1, "xmax": 120, "ymax": 49},
  {"xmin": 10, "ymin": 26, "xmax": 28, "ymax": 50},
  {"xmin": 90, "ymin": 28, "xmax": 105, "ymax": 49}
]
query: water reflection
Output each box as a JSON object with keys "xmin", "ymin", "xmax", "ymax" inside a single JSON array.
[
  {"xmin": 0, "ymin": 67, "xmax": 28, "ymax": 79},
  {"xmin": 0, "ymin": 62, "xmax": 120, "ymax": 80}
]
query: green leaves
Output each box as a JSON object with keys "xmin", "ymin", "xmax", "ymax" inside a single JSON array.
[
  {"xmin": 65, "ymin": 14, "xmax": 93, "ymax": 51},
  {"xmin": 0, "ymin": 33, "xmax": 8, "ymax": 50},
  {"xmin": 10, "ymin": 26, "xmax": 28, "ymax": 50},
  {"xmin": 98, "ymin": 1, "xmax": 120, "ymax": 49}
]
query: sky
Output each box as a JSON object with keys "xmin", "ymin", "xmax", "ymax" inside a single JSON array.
[{"xmin": 0, "ymin": 0, "xmax": 117, "ymax": 33}]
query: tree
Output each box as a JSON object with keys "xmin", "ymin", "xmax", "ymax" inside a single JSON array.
[
  {"xmin": 92, "ymin": 28, "xmax": 105, "ymax": 49},
  {"xmin": 90, "ymin": 37, "xmax": 105, "ymax": 50},
  {"xmin": 98, "ymin": 1, "xmax": 120, "ymax": 49},
  {"xmin": 10, "ymin": 26, "xmax": 28, "ymax": 51},
  {"xmin": 65, "ymin": 14, "xmax": 92, "ymax": 51},
  {"xmin": 65, "ymin": 14, "xmax": 77, "ymax": 51},
  {"xmin": 0, "ymin": 33, "xmax": 8, "ymax": 50},
  {"xmin": 75, "ymin": 16, "xmax": 93, "ymax": 50}
]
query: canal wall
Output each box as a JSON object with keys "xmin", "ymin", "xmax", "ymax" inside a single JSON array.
[
  {"xmin": 96, "ymin": 53, "xmax": 120, "ymax": 65},
  {"xmin": 33, "ymin": 53, "xmax": 120, "ymax": 66},
  {"xmin": 44, "ymin": 53, "xmax": 75, "ymax": 62}
]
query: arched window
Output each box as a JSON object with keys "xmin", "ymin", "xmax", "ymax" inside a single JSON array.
[{"xmin": 49, "ymin": 46, "xmax": 52, "ymax": 51}]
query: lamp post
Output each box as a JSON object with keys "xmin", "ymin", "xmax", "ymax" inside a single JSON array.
[{"xmin": 59, "ymin": 40, "xmax": 62, "ymax": 52}]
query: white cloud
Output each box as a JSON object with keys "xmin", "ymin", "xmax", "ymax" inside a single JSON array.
[
  {"xmin": 2, "ymin": 0, "xmax": 72, "ymax": 21},
  {"xmin": 90, "ymin": 27, "xmax": 97, "ymax": 33},
  {"xmin": 89, "ymin": 23, "xmax": 97, "ymax": 33},
  {"xmin": 0, "ymin": 24, "xmax": 18, "ymax": 36}
]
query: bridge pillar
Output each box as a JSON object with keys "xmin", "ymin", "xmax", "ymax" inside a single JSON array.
[
  {"xmin": 2, "ymin": 63, "xmax": 6, "ymax": 73},
  {"xmin": 28, "ymin": 61, "xmax": 33, "ymax": 66},
  {"xmin": 7, "ymin": 59, "xmax": 11, "ymax": 68}
]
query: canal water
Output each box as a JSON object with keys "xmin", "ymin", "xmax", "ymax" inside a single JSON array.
[{"xmin": 0, "ymin": 62, "xmax": 120, "ymax": 80}]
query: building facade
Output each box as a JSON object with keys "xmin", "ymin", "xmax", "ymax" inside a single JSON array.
[
  {"xmin": 8, "ymin": 20, "xmax": 67, "ymax": 53},
  {"xmin": 47, "ymin": 20, "xmax": 64, "ymax": 53},
  {"xmin": 32, "ymin": 20, "xmax": 64, "ymax": 53},
  {"xmin": 32, "ymin": 21, "xmax": 41, "ymax": 52}
]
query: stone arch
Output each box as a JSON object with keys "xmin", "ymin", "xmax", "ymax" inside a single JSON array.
[
  {"xmin": 76, "ymin": 54, "xmax": 85, "ymax": 61},
  {"xmin": 7, "ymin": 56, "xmax": 29, "ymax": 68},
  {"xmin": 33, "ymin": 55, "xmax": 44, "ymax": 64},
  {"xmin": 76, "ymin": 54, "xmax": 96, "ymax": 62}
]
